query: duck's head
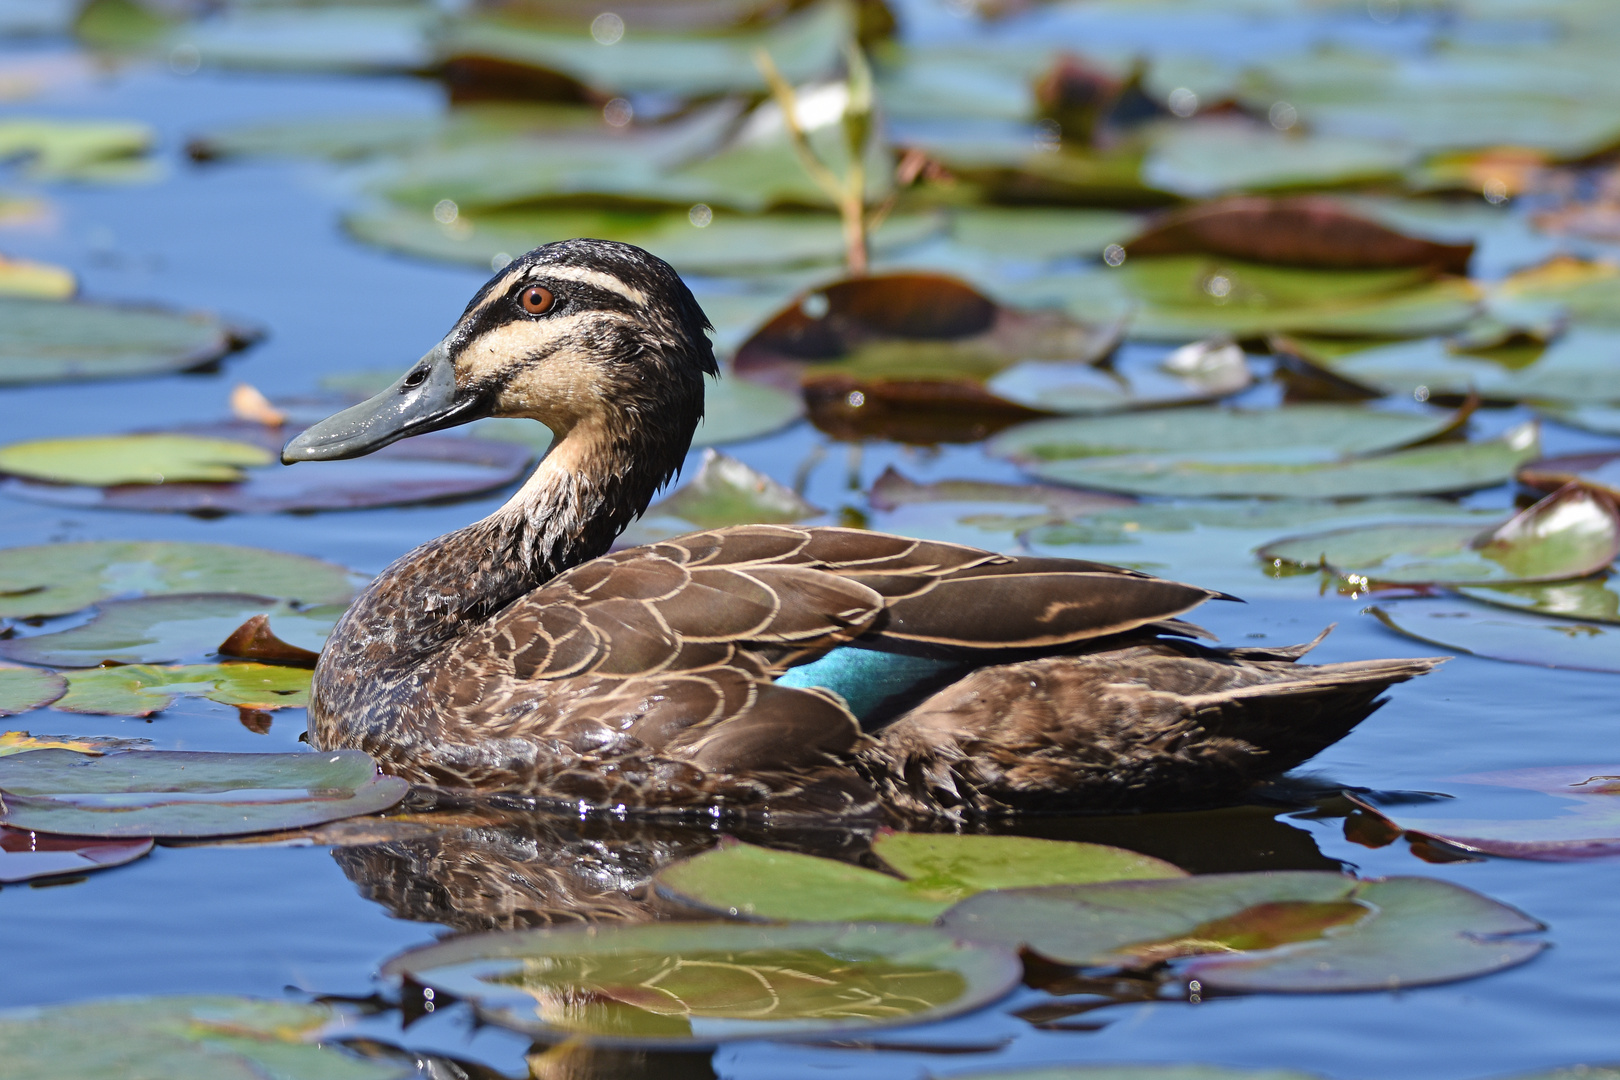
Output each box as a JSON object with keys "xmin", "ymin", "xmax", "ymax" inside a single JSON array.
[{"xmin": 282, "ymin": 239, "xmax": 716, "ymax": 470}]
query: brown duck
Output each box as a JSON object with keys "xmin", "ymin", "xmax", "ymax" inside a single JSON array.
[{"xmin": 283, "ymin": 239, "xmax": 1439, "ymax": 822}]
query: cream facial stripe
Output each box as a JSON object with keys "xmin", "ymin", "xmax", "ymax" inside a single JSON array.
[
  {"xmin": 457, "ymin": 311, "xmax": 638, "ymax": 381},
  {"xmin": 532, "ymin": 265, "xmax": 650, "ymax": 307}
]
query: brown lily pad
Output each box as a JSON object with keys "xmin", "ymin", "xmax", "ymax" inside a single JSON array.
[
  {"xmin": 0, "ymin": 826, "xmax": 153, "ymax": 883},
  {"xmin": 1126, "ymin": 196, "xmax": 1474, "ymax": 274},
  {"xmin": 1520, "ymin": 452, "xmax": 1620, "ymax": 504}
]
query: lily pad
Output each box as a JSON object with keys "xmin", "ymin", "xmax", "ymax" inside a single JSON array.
[
  {"xmin": 0, "ymin": 295, "xmax": 249, "ymax": 386},
  {"xmin": 0, "ymin": 995, "xmax": 410, "ymax": 1079},
  {"xmin": 951, "ymin": 1069, "xmax": 1325, "ymax": 1080},
  {"xmin": 1258, "ymin": 482, "xmax": 1620, "ymax": 586},
  {"xmin": 2, "ymin": 423, "xmax": 533, "ymax": 514},
  {"xmin": 0, "ymin": 827, "xmax": 152, "ymax": 883},
  {"xmin": 940, "ymin": 871, "xmax": 1545, "ymax": 993},
  {"xmin": 1291, "ymin": 329, "xmax": 1620, "ymax": 406},
  {"xmin": 0, "ymin": 118, "xmax": 153, "ymax": 180},
  {"xmin": 0, "ymin": 540, "xmax": 359, "ymax": 620},
  {"xmin": 1347, "ymin": 766, "xmax": 1620, "ymax": 860},
  {"xmin": 1520, "ymin": 452, "xmax": 1620, "ymax": 504},
  {"xmin": 1368, "ymin": 596, "xmax": 1620, "ymax": 673},
  {"xmin": 0, "ymin": 594, "xmax": 340, "ymax": 668},
  {"xmin": 1492, "ymin": 257, "xmax": 1620, "ymax": 328},
  {"xmin": 0, "ymin": 253, "xmax": 75, "ymax": 299},
  {"xmin": 0, "ymin": 749, "xmax": 409, "ymax": 838},
  {"xmin": 1018, "ymin": 425, "xmax": 1539, "ymax": 500},
  {"xmin": 381, "ymin": 920, "xmax": 1020, "ymax": 1045},
  {"xmin": 0, "ymin": 732, "xmax": 149, "ymax": 757},
  {"xmin": 0, "ymin": 433, "xmax": 272, "ymax": 485},
  {"xmin": 650, "ymin": 449, "xmax": 819, "ymax": 530},
  {"xmin": 0, "ymin": 665, "xmax": 66, "ymax": 716},
  {"xmin": 169, "ymin": 5, "xmax": 434, "ymax": 74},
  {"xmin": 52, "ymin": 663, "xmax": 311, "ymax": 716},
  {"xmin": 656, "ymin": 836, "xmax": 1183, "ymax": 924},
  {"xmin": 1141, "ymin": 120, "xmax": 1411, "ymax": 198},
  {"xmin": 1455, "ymin": 577, "xmax": 1620, "ymax": 625},
  {"xmin": 1126, "ymin": 196, "xmax": 1472, "ymax": 274},
  {"xmin": 985, "ymin": 339, "xmax": 1254, "ymax": 416},
  {"xmin": 989, "ymin": 404, "xmax": 1462, "ymax": 465}
]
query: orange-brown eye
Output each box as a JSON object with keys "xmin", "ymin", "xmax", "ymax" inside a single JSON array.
[{"xmin": 520, "ymin": 285, "xmax": 554, "ymax": 315}]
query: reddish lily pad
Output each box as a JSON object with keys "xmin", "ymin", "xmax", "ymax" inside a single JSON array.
[
  {"xmin": 0, "ymin": 749, "xmax": 409, "ymax": 838},
  {"xmin": 1258, "ymin": 482, "xmax": 1620, "ymax": 586},
  {"xmin": 1, "ymin": 422, "xmax": 532, "ymax": 514},
  {"xmin": 0, "ymin": 594, "xmax": 340, "ymax": 668},
  {"xmin": 1369, "ymin": 596, "xmax": 1620, "ymax": 673},
  {"xmin": 1126, "ymin": 196, "xmax": 1473, "ymax": 274},
  {"xmin": 1346, "ymin": 766, "xmax": 1620, "ymax": 861},
  {"xmin": 380, "ymin": 920, "xmax": 1021, "ymax": 1046},
  {"xmin": 1521, "ymin": 452, "xmax": 1620, "ymax": 504},
  {"xmin": 941, "ymin": 871, "xmax": 1545, "ymax": 993},
  {"xmin": 656, "ymin": 836, "xmax": 1183, "ymax": 924},
  {"xmin": 0, "ymin": 665, "xmax": 66, "ymax": 717},
  {"xmin": 0, "ymin": 827, "xmax": 152, "ymax": 883}
]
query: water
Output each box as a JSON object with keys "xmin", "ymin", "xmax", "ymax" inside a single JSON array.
[{"xmin": 4, "ymin": 21, "xmax": 1620, "ymax": 1080}]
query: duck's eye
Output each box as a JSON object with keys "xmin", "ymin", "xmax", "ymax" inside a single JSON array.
[{"xmin": 519, "ymin": 285, "xmax": 555, "ymax": 315}]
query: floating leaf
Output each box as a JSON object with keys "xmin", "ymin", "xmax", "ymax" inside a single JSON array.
[
  {"xmin": 0, "ymin": 118, "xmax": 153, "ymax": 179},
  {"xmin": 0, "ymin": 749, "xmax": 409, "ymax": 838},
  {"xmin": 1017, "ymin": 425, "xmax": 1538, "ymax": 500},
  {"xmin": 867, "ymin": 468, "xmax": 1133, "ymax": 515},
  {"xmin": 381, "ymin": 920, "xmax": 1020, "ymax": 1045},
  {"xmin": 1126, "ymin": 196, "xmax": 1472, "ymax": 273},
  {"xmin": 989, "ymin": 405, "xmax": 1461, "ymax": 465},
  {"xmin": 0, "ymin": 540, "xmax": 359, "ymax": 620},
  {"xmin": 646, "ymin": 449, "xmax": 818, "ymax": 531},
  {"xmin": 0, "ymin": 253, "xmax": 74, "ymax": 299},
  {"xmin": 657, "ymin": 836, "xmax": 1182, "ymax": 924},
  {"xmin": 54, "ymin": 663, "xmax": 313, "ymax": 717},
  {"xmin": 0, "ymin": 732, "xmax": 148, "ymax": 757},
  {"xmin": 347, "ymin": 202, "xmax": 941, "ymax": 275},
  {"xmin": 0, "ymin": 433, "xmax": 272, "ymax": 486},
  {"xmin": 1520, "ymin": 451, "xmax": 1620, "ymax": 504},
  {"xmin": 950, "ymin": 207, "xmax": 1140, "ymax": 262},
  {"xmin": 1368, "ymin": 596, "xmax": 1620, "ymax": 673},
  {"xmin": 985, "ymin": 339, "xmax": 1253, "ymax": 416},
  {"xmin": 2, "ymin": 423, "xmax": 533, "ymax": 514},
  {"xmin": 1455, "ymin": 577, "xmax": 1620, "ymax": 625},
  {"xmin": 1289, "ymin": 328, "xmax": 1620, "ymax": 405},
  {"xmin": 0, "ymin": 995, "xmax": 410, "ymax": 1078},
  {"xmin": 0, "ymin": 295, "xmax": 249, "ymax": 386},
  {"xmin": 0, "ymin": 594, "xmax": 340, "ymax": 668},
  {"xmin": 1345, "ymin": 763, "xmax": 1620, "ymax": 861},
  {"xmin": 0, "ymin": 666, "xmax": 66, "ymax": 717},
  {"xmin": 0, "ymin": 827, "xmax": 151, "ymax": 883},
  {"xmin": 1258, "ymin": 483, "xmax": 1620, "ymax": 586},
  {"xmin": 941, "ymin": 871, "xmax": 1544, "ymax": 993},
  {"xmin": 950, "ymin": 1068, "xmax": 1325, "ymax": 1080},
  {"xmin": 1492, "ymin": 256, "xmax": 1620, "ymax": 328},
  {"xmin": 171, "ymin": 6, "xmax": 434, "ymax": 73},
  {"xmin": 1141, "ymin": 120, "xmax": 1411, "ymax": 198}
]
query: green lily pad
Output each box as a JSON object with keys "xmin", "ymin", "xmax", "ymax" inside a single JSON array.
[
  {"xmin": 170, "ymin": 5, "xmax": 434, "ymax": 73},
  {"xmin": 0, "ymin": 666, "xmax": 67, "ymax": 716},
  {"xmin": 0, "ymin": 540, "xmax": 359, "ymax": 620},
  {"xmin": 0, "ymin": 827, "xmax": 152, "ymax": 884},
  {"xmin": 648, "ymin": 449, "xmax": 819, "ymax": 530},
  {"xmin": 54, "ymin": 663, "xmax": 314, "ymax": 716},
  {"xmin": 437, "ymin": 0, "xmax": 851, "ymax": 98},
  {"xmin": 941, "ymin": 871, "xmax": 1545, "ymax": 993},
  {"xmin": 1456, "ymin": 576, "xmax": 1620, "ymax": 624},
  {"xmin": 655, "ymin": 836, "xmax": 1183, "ymax": 924},
  {"xmin": 1018, "ymin": 424, "xmax": 1538, "ymax": 500},
  {"xmin": 989, "ymin": 404, "xmax": 1461, "ymax": 465},
  {"xmin": 0, "ymin": 594, "xmax": 340, "ymax": 668},
  {"xmin": 345, "ymin": 202, "xmax": 940, "ymax": 275},
  {"xmin": 0, "ymin": 995, "xmax": 410, "ymax": 1079},
  {"xmin": 1539, "ymin": 403, "xmax": 1620, "ymax": 436},
  {"xmin": 1258, "ymin": 482, "xmax": 1620, "ymax": 586},
  {"xmin": 0, "ymin": 433, "xmax": 272, "ymax": 485},
  {"xmin": 1295, "ymin": 328, "xmax": 1620, "ymax": 405},
  {"xmin": 950, "ymin": 1068, "xmax": 1325, "ymax": 1080},
  {"xmin": 0, "ymin": 118, "xmax": 153, "ymax": 180},
  {"xmin": 0, "ymin": 749, "xmax": 409, "ymax": 838},
  {"xmin": 985, "ymin": 339, "xmax": 1254, "ymax": 416},
  {"xmin": 1346, "ymin": 765, "xmax": 1620, "ymax": 861},
  {"xmin": 380, "ymin": 920, "xmax": 1020, "ymax": 1045},
  {"xmin": 950, "ymin": 207, "xmax": 1140, "ymax": 262},
  {"xmin": 1141, "ymin": 120, "xmax": 1412, "ymax": 198},
  {"xmin": 1492, "ymin": 257, "xmax": 1620, "ymax": 328},
  {"xmin": 1368, "ymin": 596, "xmax": 1620, "ymax": 673},
  {"xmin": 0, "ymin": 732, "xmax": 149, "ymax": 756},
  {"xmin": 0, "ymin": 295, "xmax": 248, "ymax": 386},
  {"xmin": 1052, "ymin": 256, "xmax": 1481, "ymax": 341},
  {"xmin": 0, "ymin": 254, "xmax": 75, "ymax": 299}
]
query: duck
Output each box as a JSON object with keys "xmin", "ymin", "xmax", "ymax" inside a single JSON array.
[{"xmin": 282, "ymin": 238, "xmax": 1441, "ymax": 822}]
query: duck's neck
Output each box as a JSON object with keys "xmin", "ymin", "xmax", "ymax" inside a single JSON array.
[{"xmin": 334, "ymin": 419, "xmax": 674, "ymax": 669}]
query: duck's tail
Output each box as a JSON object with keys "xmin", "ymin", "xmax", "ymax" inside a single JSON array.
[{"xmin": 854, "ymin": 634, "xmax": 1444, "ymax": 821}]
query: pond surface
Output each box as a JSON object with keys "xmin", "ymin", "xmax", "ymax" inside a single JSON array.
[{"xmin": 5, "ymin": 2, "xmax": 1620, "ymax": 1078}]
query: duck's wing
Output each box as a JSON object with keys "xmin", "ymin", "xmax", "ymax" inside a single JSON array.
[
  {"xmin": 415, "ymin": 525, "xmax": 1220, "ymax": 814},
  {"xmin": 857, "ymin": 638, "xmax": 1445, "ymax": 821}
]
